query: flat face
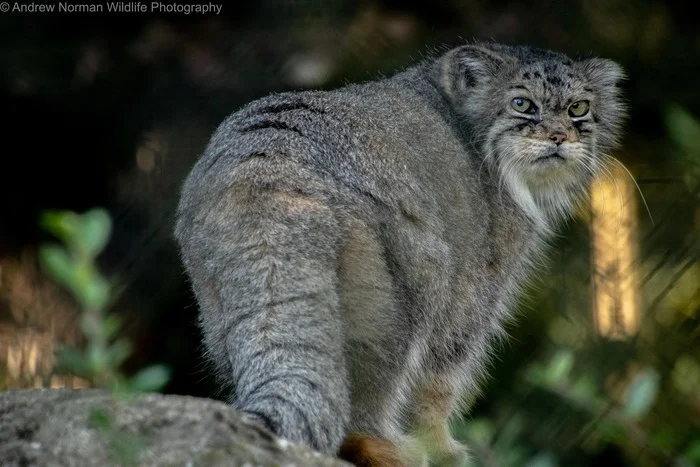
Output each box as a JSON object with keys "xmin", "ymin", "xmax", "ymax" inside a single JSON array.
[
  {"xmin": 455, "ymin": 43, "xmax": 625, "ymax": 224},
  {"xmin": 498, "ymin": 60, "xmax": 597, "ymax": 187}
]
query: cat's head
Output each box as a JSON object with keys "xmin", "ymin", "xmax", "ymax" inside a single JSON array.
[{"xmin": 437, "ymin": 41, "xmax": 627, "ymax": 229}]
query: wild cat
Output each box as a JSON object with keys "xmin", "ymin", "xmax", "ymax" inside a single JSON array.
[{"xmin": 174, "ymin": 41, "xmax": 626, "ymax": 466}]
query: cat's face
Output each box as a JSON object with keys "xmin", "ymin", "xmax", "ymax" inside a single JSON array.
[
  {"xmin": 440, "ymin": 42, "xmax": 626, "ymax": 226},
  {"xmin": 488, "ymin": 52, "xmax": 625, "ymax": 190}
]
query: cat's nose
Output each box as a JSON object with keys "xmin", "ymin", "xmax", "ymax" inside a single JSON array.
[{"xmin": 549, "ymin": 133, "xmax": 567, "ymax": 145}]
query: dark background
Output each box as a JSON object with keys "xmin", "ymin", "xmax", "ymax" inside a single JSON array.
[{"xmin": 1, "ymin": 1, "xmax": 698, "ymax": 466}]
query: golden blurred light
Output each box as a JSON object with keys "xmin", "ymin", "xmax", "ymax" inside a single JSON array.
[{"xmin": 590, "ymin": 162, "xmax": 641, "ymax": 339}]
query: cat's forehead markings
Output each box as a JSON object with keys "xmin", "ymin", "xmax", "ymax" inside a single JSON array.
[
  {"xmin": 546, "ymin": 75, "xmax": 563, "ymax": 86},
  {"xmin": 525, "ymin": 61, "xmax": 579, "ymax": 108},
  {"xmin": 543, "ymin": 62, "xmax": 558, "ymax": 74}
]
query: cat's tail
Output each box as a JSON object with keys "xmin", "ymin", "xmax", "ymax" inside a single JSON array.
[{"xmin": 174, "ymin": 151, "xmax": 351, "ymax": 454}]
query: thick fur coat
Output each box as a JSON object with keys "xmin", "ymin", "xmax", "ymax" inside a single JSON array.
[{"xmin": 174, "ymin": 41, "xmax": 626, "ymax": 465}]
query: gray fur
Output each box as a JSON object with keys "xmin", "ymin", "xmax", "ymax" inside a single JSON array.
[{"xmin": 173, "ymin": 41, "xmax": 626, "ymax": 462}]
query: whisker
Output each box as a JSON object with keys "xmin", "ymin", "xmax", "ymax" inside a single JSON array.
[{"xmin": 603, "ymin": 154, "xmax": 655, "ymax": 226}]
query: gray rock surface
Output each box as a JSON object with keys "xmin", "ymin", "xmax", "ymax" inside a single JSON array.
[{"xmin": 0, "ymin": 388, "xmax": 352, "ymax": 466}]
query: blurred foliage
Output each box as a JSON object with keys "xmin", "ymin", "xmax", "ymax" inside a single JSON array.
[
  {"xmin": 39, "ymin": 208, "xmax": 170, "ymax": 398},
  {"xmin": 453, "ymin": 346, "xmax": 700, "ymax": 466},
  {"xmin": 664, "ymin": 105, "xmax": 700, "ymax": 193},
  {"xmin": 36, "ymin": 208, "xmax": 173, "ymax": 465},
  {"xmin": 454, "ymin": 349, "xmax": 695, "ymax": 467}
]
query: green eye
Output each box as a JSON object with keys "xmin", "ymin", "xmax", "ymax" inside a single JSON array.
[
  {"xmin": 568, "ymin": 100, "xmax": 590, "ymax": 117},
  {"xmin": 511, "ymin": 97, "xmax": 535, "ymax": 113}
]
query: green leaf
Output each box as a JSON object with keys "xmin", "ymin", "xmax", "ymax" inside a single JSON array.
[
  {"xmin": 100, "ymin": 315, "xmax": 123, "ymax": 341},
  {"xmin": 570, "ymin": 374, "xmax": 597, "ymax": 399},
  {"xmin": 54, "ymin": 346, "xmax": 92, "ymax": 380},
  {"xmin": 129, "ymin": 365, "xmax": 171, "ymax": 393},
  {"xmin": 665, "ymin": 104, "xmax": 700, "ymax": 158},
  {"xmin": 87, "ymin": 344, "xmax": 109, "ymax": 374},
  {"xmin": 79, "ymin": 275, "xmax": 110, "ymax": 310},
  {"xmin": 77, "ymin": 208, "xmax": 112, "ymax": 257},
  {"xmin": 40, "ymin": 210, "xmax": 80, "ymax": 243},
  {"xmin": 101, "ymin": 315, "xmax": 123, "ymax": 340},
  {"xmin": 39, "ymin": 245, "xmax": 76, "ymax": 288},
  {"xmin": 72, "ymin": 266, "xmax": 110, "ymax": 310},
  {"xmin": 545, "ymin": 350, "xmax": 574, "ymax": 385},
  {"xmin": 106, "ymin": 339, "xmax": 133, "ymax": 368},
  {"xmin": 623, "ymin": 369, "xmax": 660, "ymax": 419}
]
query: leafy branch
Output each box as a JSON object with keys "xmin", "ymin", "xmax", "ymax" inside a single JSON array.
[{"xmin": 39, "ymin": 208, "xmax": 170, "ymax": 398}]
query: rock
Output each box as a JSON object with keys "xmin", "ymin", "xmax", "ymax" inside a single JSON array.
[{"xmin": 0, "ymin": 388, "xmax": 351, "ymax": 467}]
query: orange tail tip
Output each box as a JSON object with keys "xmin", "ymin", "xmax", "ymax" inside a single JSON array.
[{"xmin": 338, "ymin": 433, "xmax": 407, "ymax": 467}]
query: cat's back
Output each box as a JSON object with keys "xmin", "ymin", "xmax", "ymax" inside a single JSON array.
[{"xmin": 177, "ymin": 62, "xmax": 476, "ymax": 217}]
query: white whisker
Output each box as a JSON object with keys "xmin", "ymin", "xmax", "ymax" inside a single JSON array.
[{"xmin": 603, "ymin": 154, "xmax": 655, "ymax": 226}]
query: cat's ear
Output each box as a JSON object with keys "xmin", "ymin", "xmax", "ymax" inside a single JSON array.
[
  {"xmin": 579, "ymin": 58, "xmax": 626, "ymax": 88},
  {"xmin": 439, "ymin": 44, "xmax": 509, "ymax": 102},
  {"xmin": 454, "ymin": 45, "xmax": 509, "ymax": 87}
]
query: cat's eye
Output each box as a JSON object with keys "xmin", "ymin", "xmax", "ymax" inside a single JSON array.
[
  {"xmin": 511, "ymin": 97, "xmax": 536, "ymax": 114},
  {"xmin": 568, "ymin": 100, "xmax": 590, "ymax": 118}
]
